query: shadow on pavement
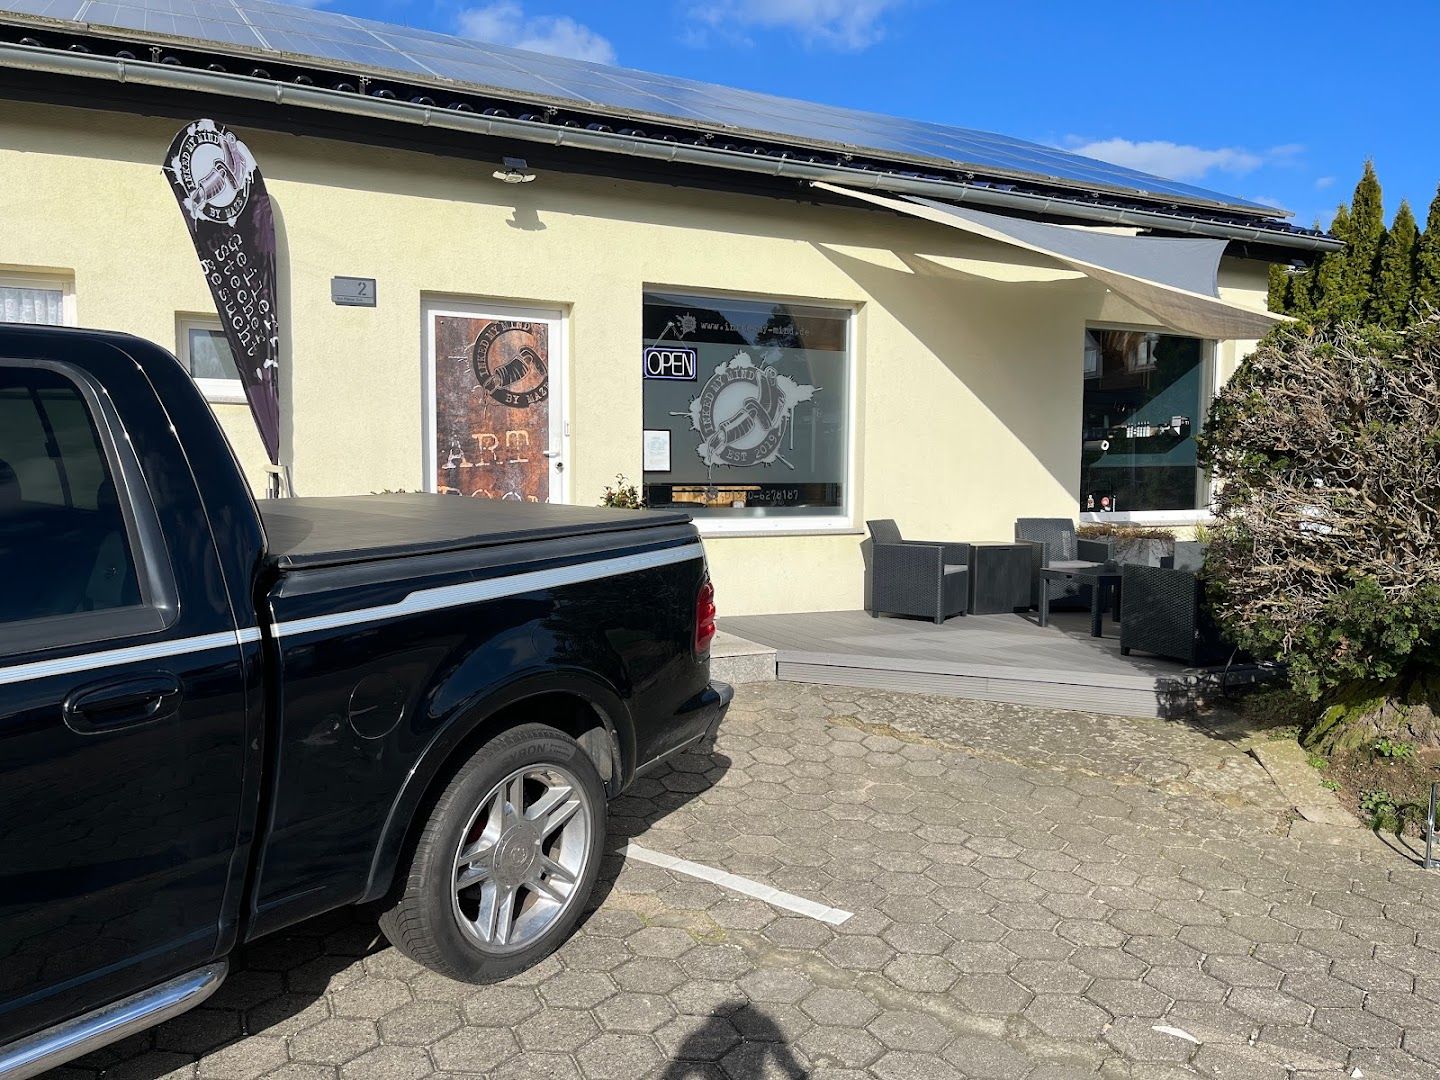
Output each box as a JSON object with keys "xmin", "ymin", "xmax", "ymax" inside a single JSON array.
[
  {"xmin": 69, "ymin": 743, "xmax": 734, "ymax": 1080},
  {"xmin": 578, "ymin": 744, "xmax": 732, "ymax": 925},
  {"xmin": 658, "ymin": 999, "xmax": 806, "ymax": 1079}
]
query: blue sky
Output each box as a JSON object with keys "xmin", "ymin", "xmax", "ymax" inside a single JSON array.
[{"xmin": 319, "ymin": 0, "xmax": 1438, "ymax": 230}]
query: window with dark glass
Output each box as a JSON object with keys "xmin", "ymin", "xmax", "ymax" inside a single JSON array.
[
  {"xmin": 641, "ymin": 292, "xmax": 850, "ymax": 525},
  {"xmin": 1079, "ymin": 329, "xmax": 1207, "ymax": 514},
  {"xmin": 0, "ymin": 366, "xmax": 142, "ymax": 624}
]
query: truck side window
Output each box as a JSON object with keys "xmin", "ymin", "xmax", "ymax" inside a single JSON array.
[{"xmin": 0, "ymin": 366, "xmax": 141, "ymax": 623}]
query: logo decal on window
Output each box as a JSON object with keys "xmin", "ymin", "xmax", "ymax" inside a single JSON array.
[{"xmin": 675, "ymin": 353, "xmax": 818, "ymax": 470}]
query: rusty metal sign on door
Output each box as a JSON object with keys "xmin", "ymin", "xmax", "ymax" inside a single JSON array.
[{"xmin": 433, "ymin": 315, "xmax": 551, "ymax": 502}]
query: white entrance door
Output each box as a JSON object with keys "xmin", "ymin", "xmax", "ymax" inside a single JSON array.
[{"xmin": 424, "ymin": 300, "xmax": 567, "ymax": 503}]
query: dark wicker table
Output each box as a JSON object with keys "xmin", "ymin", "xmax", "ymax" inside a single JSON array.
[{"xmin": 1038, "ymin": 563, "xmax": 1121, "ymax": 636}]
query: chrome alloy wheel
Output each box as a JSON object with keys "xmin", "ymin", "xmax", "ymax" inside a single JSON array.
[{"xmin": 450, "ymin": 763, "xmax": 593, "ymax": 953}]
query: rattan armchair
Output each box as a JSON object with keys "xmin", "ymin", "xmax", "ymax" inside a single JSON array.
[
  {"xmin": 1014, "ymin": 518, "xmax": 1112, "ymax": 610},
  {"xmin": 864, "ymin": 520, "xmax": 969, "ymax": 624},
  {"xmin": 1120, "ymin": 563, "xmax": 1228, "ymax": 666}
]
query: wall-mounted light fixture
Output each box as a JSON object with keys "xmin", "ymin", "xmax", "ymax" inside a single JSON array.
[{"xmin": 492, "ymin": 157, "xmax": 536, "ymax": 184}]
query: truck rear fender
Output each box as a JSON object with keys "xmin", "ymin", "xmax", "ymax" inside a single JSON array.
[{"xmin": 360, "ymin": 668, "xmax": 633, "ymax": 904}]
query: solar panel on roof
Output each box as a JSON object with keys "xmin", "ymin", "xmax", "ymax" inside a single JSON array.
[{"xmin": 1, "ymin": 0, "xmax": 1282, "ymax": 216}]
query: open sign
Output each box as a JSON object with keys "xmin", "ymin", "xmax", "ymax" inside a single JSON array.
[{"xmin": 643, "ymin": 346, "xmax": 698, "ymax": 381}]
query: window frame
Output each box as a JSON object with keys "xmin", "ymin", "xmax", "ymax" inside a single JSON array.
[
  {"xmin": 1077, "ymin": 321, "xmax": 1218, "ymax": 527},
  {"xmin": 0, "ymin": 358, "xmax": 179, "ymax": 657},
  {"xmin": 176, "ymin": 314, "xmax": 247, "ymax": 405},
  {"xmin": 0, "ymin": 270, "xmax": 76, "ymax": 327},
  {"xmin": 640, "ymin": 286, "xmax": 860, "ymax": 538}
]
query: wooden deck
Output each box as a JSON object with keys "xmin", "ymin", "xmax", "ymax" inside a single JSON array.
[{"xmin": 718, "ymin": 609, "xmax": 1249, "ymax": 718}]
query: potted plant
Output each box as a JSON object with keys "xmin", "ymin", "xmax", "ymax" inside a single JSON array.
[
  {"xmin": 1077, "ymin": 523, "xmax": 1176, "ymax": 566},
  {"xmin": 599, "ymin": 474, "xmax": 645, "ymax": 509}
]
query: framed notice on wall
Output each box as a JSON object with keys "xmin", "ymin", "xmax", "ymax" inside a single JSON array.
[{"xmin": 643, "ymin": 429, "xmax": 672, "ymax": 473}]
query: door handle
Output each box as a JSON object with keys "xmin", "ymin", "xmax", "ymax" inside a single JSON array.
[{"xmin": 63, "ymin": 674, "xmax": 183, "ymax": 734}]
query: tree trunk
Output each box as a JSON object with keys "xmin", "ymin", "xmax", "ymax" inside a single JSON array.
[{"xmin": 1303, "ymin": 672, "xmax": 1440, "ymax": 754}]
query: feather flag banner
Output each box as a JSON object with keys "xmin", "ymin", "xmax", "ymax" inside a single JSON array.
[{"xmin": 163, "ymin": 119, "xmax": 281, "ymax": 466}]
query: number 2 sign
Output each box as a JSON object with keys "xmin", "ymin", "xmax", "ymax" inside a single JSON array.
[{"xmin": 331, "ymin": 276, "xmax": 377, "ymax": 307}]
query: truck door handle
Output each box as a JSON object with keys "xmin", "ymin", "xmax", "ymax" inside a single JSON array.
[{"xmin": 63, "ymin": 674, "xmax": 183, "ymax": 734}]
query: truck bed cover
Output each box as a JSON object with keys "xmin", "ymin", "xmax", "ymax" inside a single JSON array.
[{"xmin": 260, "ymin": 493, "xmax": 692, "ymax": 570}]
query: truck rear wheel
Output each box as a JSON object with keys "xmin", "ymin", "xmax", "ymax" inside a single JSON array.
[{"xmin": 378, "ymin": 723, "xmax": 607, "ymax": 982}]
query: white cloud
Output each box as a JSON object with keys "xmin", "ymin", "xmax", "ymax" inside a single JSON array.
[
  {"xmin": 457, "ymin": 2, "xmax": 617, "ymax": 64},
  {"xmin": 1315, "ymin": 176, "xmax": 1336, "ymax": 190},
  {"xmin": 1247, "ymin": 194, "xmax": 1289, "ymax": 211},
  {"xmin": 1062, "ymin": 138, "xmax": 1272, "ymax": 181},
  {"xmin": 685, "ymin": 0, "xmax": 907, "ymax": 51}
]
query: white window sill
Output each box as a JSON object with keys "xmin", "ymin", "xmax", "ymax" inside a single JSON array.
[
  {"xmin": 196, "ymin": 379, "xmax": 247, "ymax": 405},
  {"xmin": 1080, "ymin": 510, "xmax": 1214, "ymax": 528},
  {"xmin": 695, "ymin": 522, "xmax": 862, "ymax": 539}
]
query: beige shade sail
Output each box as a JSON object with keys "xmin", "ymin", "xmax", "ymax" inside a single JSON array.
[{"xmin": 814, "ymin": 182, "xmax": 1286, "ymax": 340}]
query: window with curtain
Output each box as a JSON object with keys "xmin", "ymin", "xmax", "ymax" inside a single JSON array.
[
  {"xmin": 177, "ymin": 318, "xmax": 245, "ymax": 404},
  {"xmin": 0, "ymin": 286, "xmax": 65, "ymax": 326}
]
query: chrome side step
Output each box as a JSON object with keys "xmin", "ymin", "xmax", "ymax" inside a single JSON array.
[{"xmin": 0, "ymin": 961, "xmax": 227, "ymax": 1079}]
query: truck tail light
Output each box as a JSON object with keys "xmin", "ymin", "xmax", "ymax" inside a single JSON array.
[{"xmin": 695, "ymin": 577, "xmax": 717, "ymax": 657}]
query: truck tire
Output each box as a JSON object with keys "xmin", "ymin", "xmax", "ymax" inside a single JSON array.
[{"xmin": 378, "ymin": 723, "xmax": 608, "ymax": 982}]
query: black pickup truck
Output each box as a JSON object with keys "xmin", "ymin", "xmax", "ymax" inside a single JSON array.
[{"xmin": 0, "ymin": 325, "xmax": 730, "ymax": 1078}]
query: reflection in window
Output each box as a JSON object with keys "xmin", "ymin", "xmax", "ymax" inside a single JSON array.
[
  {"xmin": 185, "ymin": 326, "xmax": 242, "ymax": 382},
  {"xmin": 0, "ymin": 366, "xmax": 141, "ymax": 623},
  {"xmin": 641, "ymin": 292, "xmax": 850, "ymax": 525},
  {"xmin": 178, "ymin": 320, "xmax": 245, "ymax": 405},
  {"xmin": 1080, "ymin": 329, "xmax": 1206, "ymax": 514}
]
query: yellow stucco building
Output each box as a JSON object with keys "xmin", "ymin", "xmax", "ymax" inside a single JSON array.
[{"xmin": 0, "ymin": 3, "xmax": 1338, "ymax": 616}]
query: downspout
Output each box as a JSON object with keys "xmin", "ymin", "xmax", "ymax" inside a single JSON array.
[{"xmin": 0, "ymin": 43, "xmax": 1344, "ymax": 253}]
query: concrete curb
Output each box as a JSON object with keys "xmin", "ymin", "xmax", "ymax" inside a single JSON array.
[{"xmin": 1249, "ymin": 740, "xmax": 1360, "ymax": 829}]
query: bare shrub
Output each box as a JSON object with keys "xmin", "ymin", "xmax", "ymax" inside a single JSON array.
[{"xmin": 1198, "ymin": 313, "xmax": 1440, "ymax": 751}]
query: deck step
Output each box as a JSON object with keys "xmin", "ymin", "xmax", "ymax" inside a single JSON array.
[
  {"xmin": 720, "ymin": 610, "xmax": 1271, "ymax": 720},
  {"xmin": 710, "ymin": 631, "xmax": 776, "ymax": 685}
]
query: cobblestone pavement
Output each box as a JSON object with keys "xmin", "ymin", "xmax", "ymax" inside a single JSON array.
[{"xmin": 61, "ymin": 682, "xmax": 1440, "ymax": 1080}]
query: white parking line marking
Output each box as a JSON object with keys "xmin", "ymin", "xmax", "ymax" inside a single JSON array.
[{"xmin": 620, "ymin": 842, "xmax": 854, "ymax": 926}]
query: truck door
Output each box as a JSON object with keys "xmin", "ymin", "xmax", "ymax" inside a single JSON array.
[{"xmin": 0, "ymin": 338, "xmax": 249, "ymax": 1046}]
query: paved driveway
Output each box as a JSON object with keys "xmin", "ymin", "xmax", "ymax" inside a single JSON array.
[{"xmin": 62, "ymin": 682, "xmax": 1440, "ymax": 1079}]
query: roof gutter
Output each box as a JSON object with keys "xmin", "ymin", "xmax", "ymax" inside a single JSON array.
[{"xmin": 0, "ymin": 43, "xmax": 1344, "ymax": 254}]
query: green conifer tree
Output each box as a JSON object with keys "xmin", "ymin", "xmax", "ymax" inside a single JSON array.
[
  {"xmin": 1312, "ymin": 204, "xmax": 1353, "ymax": 318},
  {"xmin": 1267, "ymin": 262, "xmax": 1291, "ymax": 314},
  {"xmin": 1373, "ymin": 200, "xmax": 1418, "ymax": 327},
  {"xmin": 1347, "ymin": 161, "xmax": 1385, "ymax": 320},
  {"xmin": 1287, "ymin": 268, "xmax": 1315, "ymax": 316},
  {"xmin": 1415, "ymin": 184, "xmax": 1440, "ymax": 314}
]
